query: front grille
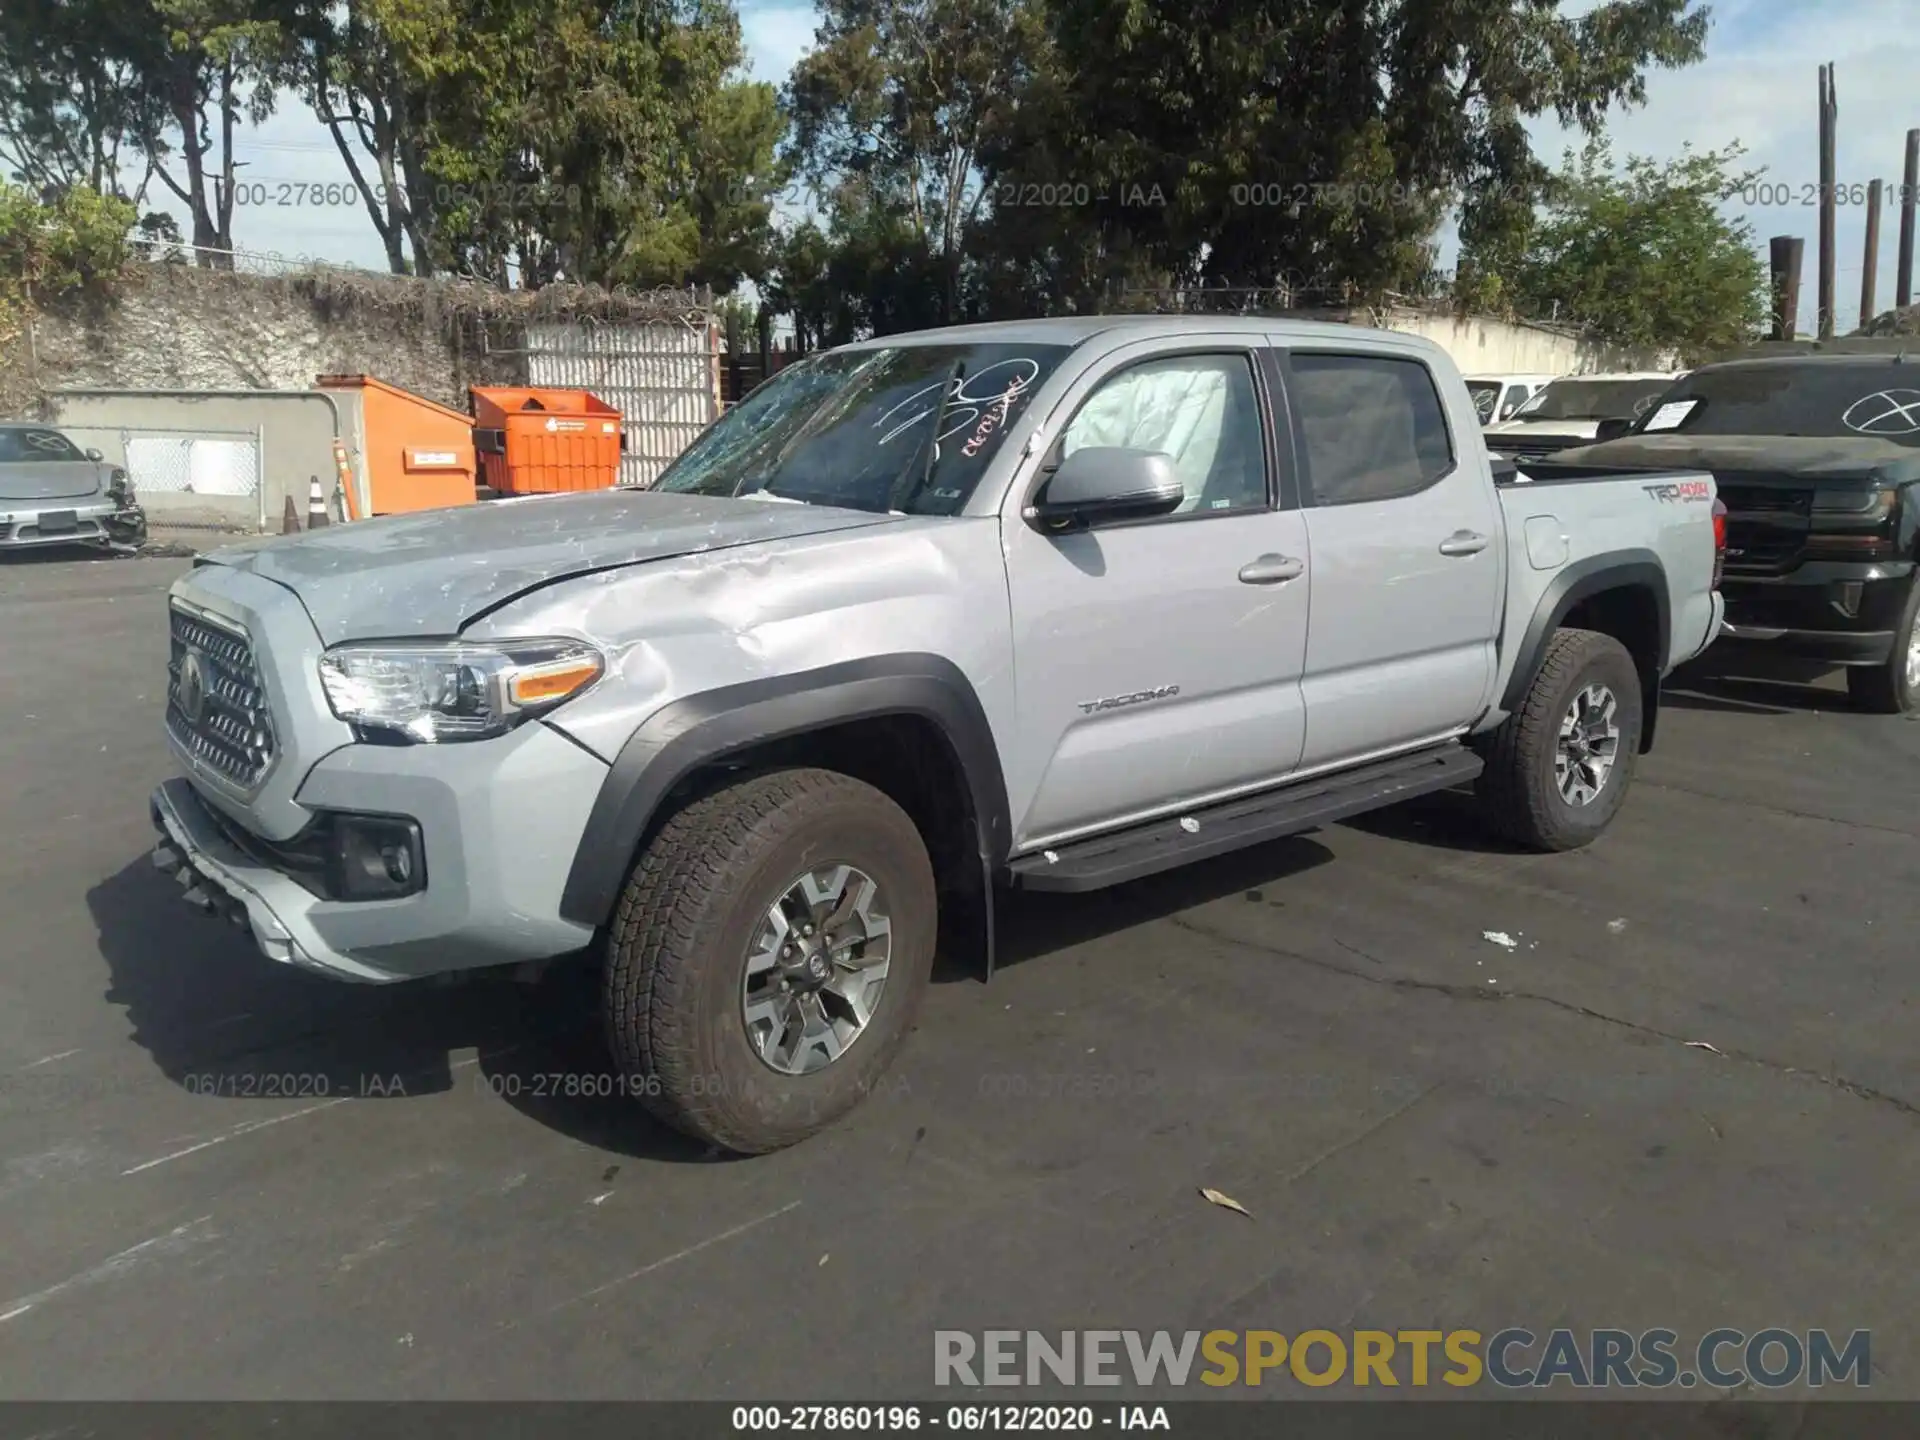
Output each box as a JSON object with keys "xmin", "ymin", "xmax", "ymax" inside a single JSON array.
[
  {"xmin": 166, "ymin": 604, "xmax": 277, "ymax": 789},
  {"xmin": 1717, "ymin": 480, "xmax": 1813, "ymax": 577}
]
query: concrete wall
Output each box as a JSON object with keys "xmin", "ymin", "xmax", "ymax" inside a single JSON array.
[
  {"xmin": 1369, "ymin": 308, "xmax": 1681, "ymax": 377},
  {"xmin": 43, "ymin": 390, "xmax": 341, "ymax": 533},
  {"xmin": 9, "ymin": 267, "xmax": 508, "ymax": 413}
]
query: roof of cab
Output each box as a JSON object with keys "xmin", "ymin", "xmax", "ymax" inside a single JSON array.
[{"xmin": 836, "ymin": 313, "xmax": 1454, "ymax": 361}]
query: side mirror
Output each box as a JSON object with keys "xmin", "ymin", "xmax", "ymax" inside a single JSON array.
[
  {"xmin": 1027, "ymin": 447, "xmax": 1184, "ymax": 531},
  {"xmin": 1594, "ymin": 417, "xmax": 1633, "ymax": 443},
  {"xmin": 86, "ymin": 447, "xmax": 104, "ymax": 462}
]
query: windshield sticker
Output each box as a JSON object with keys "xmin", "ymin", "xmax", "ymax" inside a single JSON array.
[
  {"xmin": 1841, "ymin": 390, "xmax": 1920, "ymax": 436},
  {"xmin": 1642, "ymin": 400, "xmax": 1698, "ymax": 432},
  {"xmin": 874, "ymin": 358, "xmax": 1044, "ymax": 448}
]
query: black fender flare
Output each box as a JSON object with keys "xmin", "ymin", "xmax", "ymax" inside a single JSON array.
[
  {"xmin": 1498, "ymin": 551, "xmax": 1670, "ymax": 754},
  {"xmin": 557, "ymin": 654, "xmax": 1012, "ymax": 930}
]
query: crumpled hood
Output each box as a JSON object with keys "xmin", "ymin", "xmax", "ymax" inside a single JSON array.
[
  {"xmin": 0, "ymin": 460, "xmax": 106, "ymax": 502},
  {"xmin": 199, "ymin": 489, "xmax": 902, "ymax": 645},
  {"xmin": 1558, "ymin": 432, "xmax": 1920, "ymax": 483}
]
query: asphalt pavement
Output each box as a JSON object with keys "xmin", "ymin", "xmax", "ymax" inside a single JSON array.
[{"xmin": 0, "ymin": 552, "xmax": 1915, "ymax": 1401}]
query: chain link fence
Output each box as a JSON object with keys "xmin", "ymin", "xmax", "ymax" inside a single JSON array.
[{"xmin": 52, "ymin": 426, "xmax": 266, "ymax": 536}]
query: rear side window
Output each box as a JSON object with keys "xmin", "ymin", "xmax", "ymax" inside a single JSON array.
[{"xmin": 1288, "ymin": 354, "xmax": 1454, "ymax": 506}]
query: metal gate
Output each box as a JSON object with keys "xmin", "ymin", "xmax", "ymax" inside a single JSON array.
[{"xmin": 523, "ymin": 320, "xmax": 721, "ymax": 487}]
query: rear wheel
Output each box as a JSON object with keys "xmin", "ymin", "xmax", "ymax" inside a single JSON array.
[
  {"xmin": 1476, "ymin": 628, "xmax": 1643, "ymax": 851},
  {"xmin": 602, "ymin": 767, "xmax": 937, "ymax": 1154},
  {"xmin": 1846, "ymin": 579, "xmax": 1920, "ymax": 714}
]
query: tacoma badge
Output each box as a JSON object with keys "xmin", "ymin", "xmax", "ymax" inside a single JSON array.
[{"xmin": 1077, "ymin": 685, "xmax": 1181, "ymax": 715}]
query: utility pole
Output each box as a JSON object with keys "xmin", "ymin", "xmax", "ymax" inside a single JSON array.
[
  {"xmin": 1770, "ymin": 236, "xmax": 1806, "ymax": 340},
  {"xmin": 1817, "ymin": 63, "xmax": 1838, "ymax": 339},
  {"xmin": 1898, "ymin": 128, "xmax": 1919, "ymax": 310},
  {"xmin": 1862, "ymin": 179, "xmax": 1883, "ymax": 328}
]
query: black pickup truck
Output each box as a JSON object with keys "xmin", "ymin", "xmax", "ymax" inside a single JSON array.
[{"xmin": 1565, "ymin": 348, "xmax": 1920, "ymax": 712}]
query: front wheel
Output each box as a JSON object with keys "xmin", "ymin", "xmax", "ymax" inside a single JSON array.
[
  {"xmin": 603, "ymin": 767, "xmax": 937, "ymax": 1155},
  {"xmin": 1475, "ymin": 628, "xmax": 1643, "ymax": 851},
  {"xmin": 1846, "ymin": 579, "xmax": 1920, "ymax": 713}
]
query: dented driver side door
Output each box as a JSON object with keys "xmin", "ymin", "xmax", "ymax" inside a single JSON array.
[{"xmin": 999, "ymin": 337, "xmax": 1311, "ymax": 853}]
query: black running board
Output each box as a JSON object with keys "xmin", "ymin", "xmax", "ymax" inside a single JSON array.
[{"xmin": 1006, "ymin": 744, "xmax": 1484, "ymax": 893}]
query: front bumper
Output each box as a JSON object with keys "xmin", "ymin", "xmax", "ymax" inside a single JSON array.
[
  {"xmin": 152, "ymin": 778, "xmax": 397, "ymax": 982},
  {"xmin": 0, "ymin": 497, "xmax": 134, "ymax": 549},
  {"xmin": 1717, "ymin": 564, "xmax": 1914, "ymax": 666},
  {"xmin": 151, "ymin": 714, "xmax": 609, "ymax": 981}
]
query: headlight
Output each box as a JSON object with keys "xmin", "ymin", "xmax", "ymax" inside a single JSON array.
[{"xmin": 318, "ymin": 638, "xmax": 604, "ymax": 742}]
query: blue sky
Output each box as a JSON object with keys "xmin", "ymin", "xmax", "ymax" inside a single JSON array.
[{"xmin": 186, "ymin": 0, "xmax": 1920, "ymax": 334}]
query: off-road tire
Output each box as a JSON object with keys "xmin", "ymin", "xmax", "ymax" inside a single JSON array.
[
  {"xmin": 1846, "ymin": 579, "xmax": 1920, "ymax": 714},
  {"xmin": 1475, "ymin": 628, "xmax": 1643, "ymax": 852},
  {"xmin": 603, "ymin": 767, "xmax": 937, "ymax": 1155}
]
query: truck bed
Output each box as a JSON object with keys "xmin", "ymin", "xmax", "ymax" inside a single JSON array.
[{"xmin": 1483, "ymin": 457, "xmax": 1722, "ymax": 731}]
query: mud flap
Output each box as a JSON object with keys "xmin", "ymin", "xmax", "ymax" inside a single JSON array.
[{"xmin": 981, "ymin": 852, "xmax": 999, "ymax": 982}]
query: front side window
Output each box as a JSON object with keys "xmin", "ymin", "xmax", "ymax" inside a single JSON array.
[
  {"xmin": 1501, "ymin": 384, "xmax": 1531, "ymax": 419},
  {"xmin": 1059, "ymin": 353, "xmax": 1268, "ymax": 514},
  {"xmin": 653, "ymin": 342, "xmax": 1071, "ymax": 515},
  {"xmin": 1289, "ymin": 353, "xmax": 1453, "ymax": 506}
]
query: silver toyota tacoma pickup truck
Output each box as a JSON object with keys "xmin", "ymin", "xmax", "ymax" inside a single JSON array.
[{"xmin": 150, "ymin": 317, "xmax": 1726, "ymax": 1152}]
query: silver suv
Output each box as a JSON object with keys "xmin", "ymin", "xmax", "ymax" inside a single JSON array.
[{"xmin": 151, "ymin": 317, "xmax": 1725, "ymax": 1153}]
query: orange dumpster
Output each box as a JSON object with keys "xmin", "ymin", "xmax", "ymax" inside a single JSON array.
[
  {"xmin": 316, "ymin": 374, "xmax": 478, "ymax": 515},
  {"xmin": 470, "ymin": 386, "xmax": 623, "ymax": 495}
]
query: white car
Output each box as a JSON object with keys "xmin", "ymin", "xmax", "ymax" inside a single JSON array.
[
  {"xmin": 1485, "ymin": 372, "xmax": 1686, "ymax": 459},
  {"xmin": 1465, "ymin": 373, "xmax": 1559, "ymax": 426}
]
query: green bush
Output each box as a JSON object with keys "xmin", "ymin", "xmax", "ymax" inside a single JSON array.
[{"xmin": 0, "ymin": 186, "xmax": 137, "ymax": 303}]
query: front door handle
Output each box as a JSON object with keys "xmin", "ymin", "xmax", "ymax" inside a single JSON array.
[
  {"xmin": 1438, "ymin": 530, "xmax": 1490, "ymax": 557},
  {"xmin": 1238, "ymin": 553, "xmax": 1305, "ymax": 585}
]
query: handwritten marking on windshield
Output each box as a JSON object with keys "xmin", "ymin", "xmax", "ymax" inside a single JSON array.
[
  {"xmin": 962, "ymin": 374, "xmax": 1034, "ymax": 457},
  {"xmin": 873, "ymin": 359, "xmax": 1043, "ymax": 449}
]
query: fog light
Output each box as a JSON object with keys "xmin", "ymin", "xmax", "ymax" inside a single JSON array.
[{"xmin": 327, "ymin": 814, "xmax": 426, "ymax": 900}]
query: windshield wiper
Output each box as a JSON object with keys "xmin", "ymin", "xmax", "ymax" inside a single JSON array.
[{"xmin": 890, "ymin": 359, "xmax": 965, "ymax": 512}]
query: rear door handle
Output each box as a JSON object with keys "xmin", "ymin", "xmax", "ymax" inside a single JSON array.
[
  {"xmin": 1238, "ymin": 553, "xmax": 1305, "ymax": 585},
  {"xmin": 1438, "ymin": 530, "xmax": 1490, "ymax": 557}
]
